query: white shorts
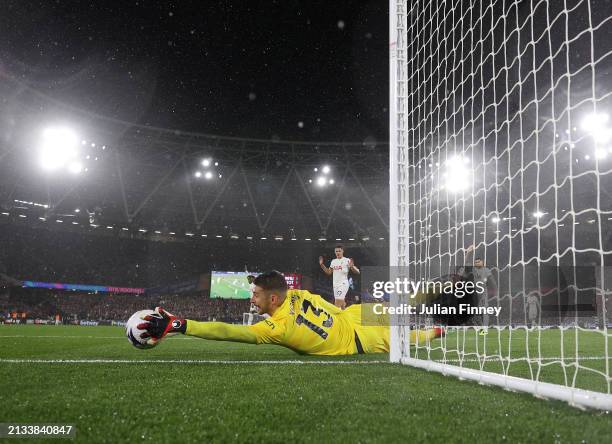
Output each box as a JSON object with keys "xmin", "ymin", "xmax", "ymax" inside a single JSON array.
[{"xmin": 333, "ymin": 283, "xmax": 350, "ymax": 301}]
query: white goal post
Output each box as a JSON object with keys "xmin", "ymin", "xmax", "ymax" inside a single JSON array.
[{"xmin": 389, "ymin": 0, "xmax": 612, "ymax": 410}]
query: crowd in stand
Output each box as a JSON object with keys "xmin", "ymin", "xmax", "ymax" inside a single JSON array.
[
  {"xmin": 0, "ymin": 289, "xmax": 250, "ymax": 324},
  {"xmin": 0, "ymin": 221, "xmax": 384, "ymax": 325},
  {"xmin": 0, "ymin": 224, "xmax": 385, "ymax": 288}
]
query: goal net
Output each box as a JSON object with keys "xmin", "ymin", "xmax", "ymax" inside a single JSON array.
[{"xmin": 390, "ymin": 0, "xmax": 612, "ymax": 409}]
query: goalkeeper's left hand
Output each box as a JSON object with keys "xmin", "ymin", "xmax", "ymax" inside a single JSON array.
[{"xmin": 137, "ymin": 307, "xmax": 186, "ymax": 345}]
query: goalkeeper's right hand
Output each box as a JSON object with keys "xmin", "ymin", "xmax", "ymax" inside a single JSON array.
[{"xmin": 137, "ymin": 307, "xmax": 186, "ymax": 345}]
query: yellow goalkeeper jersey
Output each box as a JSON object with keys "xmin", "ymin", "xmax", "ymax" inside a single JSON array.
[{"xmin": 248, "ymin": 289, "xmax": 388, "ymax": 355}]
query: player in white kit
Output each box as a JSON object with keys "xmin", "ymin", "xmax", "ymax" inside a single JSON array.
[
  {"xmin": 319, "ymin": 245, "xmax": 359, "ymax": 309},
  {"xmin": 526, "ymin": 293, "xmax": 540, "ymax": 327}
]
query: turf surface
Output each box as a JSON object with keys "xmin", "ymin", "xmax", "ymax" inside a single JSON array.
[{"xmin": 0, "ymin": 325, "xmax": 610, "ymax": 443}]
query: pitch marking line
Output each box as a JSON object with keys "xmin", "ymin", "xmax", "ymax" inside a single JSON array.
[
  {"xmin": 0, "ymin": 335, "xmax": 195, "ymax": 339},
  {"xmin": 0, "ymin": 359, "xmax": 387, "ymax": 365},
  {"xmin": 0, "ymin": 357, "xmax": 606, "ymax": 365}
]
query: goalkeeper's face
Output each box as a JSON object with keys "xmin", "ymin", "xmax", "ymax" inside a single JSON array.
[{"xmin": 251, "ymin": 285, "xmax": 279, "ymax": 315}]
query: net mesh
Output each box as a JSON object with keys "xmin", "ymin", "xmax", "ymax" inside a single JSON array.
[{"xmin": 391, "ymin": 0, "xmax": 612, "ymax": 401}]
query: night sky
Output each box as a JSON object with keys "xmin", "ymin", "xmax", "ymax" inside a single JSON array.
[{"xmin": 0, "ymin": 1, "xmax": 388, "ymax": 142}]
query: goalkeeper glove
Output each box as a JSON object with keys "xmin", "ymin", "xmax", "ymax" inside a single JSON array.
[{"xmin": 137, "ymin": 307, "xmax": 186, "ymax": 345}]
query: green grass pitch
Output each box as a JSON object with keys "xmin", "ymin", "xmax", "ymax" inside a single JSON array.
[{"xmin": 0, "ymin": 325, "xmax": 610, "ymax": 443}]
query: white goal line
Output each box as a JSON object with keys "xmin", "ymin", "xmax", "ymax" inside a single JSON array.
[
  {"xmin": 0, "ymin": 335, "xmax": 195, "ymax": 339},
  {"xmin": 0, "ymin": 357, "xmax": 607, "ymax": 365},
  {"xmin": 0, "ymin": 359, "xmax": 388, "ymax": 365}
]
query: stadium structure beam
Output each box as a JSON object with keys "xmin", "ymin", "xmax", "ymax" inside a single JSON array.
[
  {"xmin": 196, "ymin": 160, "xmax": 242, "ymax": 228},
  {"xmin": 294, "ymin": 169, "xmax": 325, "ymax": 232},
  {"xmin": 324, "ymin": 166, "xmax": 350, "ymax": 233},
  {"xmin": 124, "ymin": 152, "xmax": 185, "ymax": 223},
  {"xmin": 240, "ymin": 163, "xmax": 264, "ymax": 232},
  {"xmin": 114, "ymin": 151, "xmax": 131, "ymax": 222},
  {"xmin": 44, "ymin": 183, "xmax": 80, "ymax": 218},
  {"xmin": 347, "ymin": 165, "xmax": 389, "ymax": 231},
  {"xmin": 262, "ymin": 165, "xmax": 295, "ymax": 231},
  {"xmin": 182, "ymin": 157, "xmax": 200, "ymax": 228}
]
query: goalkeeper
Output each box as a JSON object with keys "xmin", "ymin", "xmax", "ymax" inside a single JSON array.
[{"xmin": 138, "ymin": 270, "xmax": 442, "ymax": 356}]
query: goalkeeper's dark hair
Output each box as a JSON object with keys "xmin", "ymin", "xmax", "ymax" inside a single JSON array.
[
  {"xmin": 254, "ymin": 270, "xmax": 288, "ymax": 292},
  {"xmin": 335, "ymin": 244, "xmax": 344, "ymax": 250}
]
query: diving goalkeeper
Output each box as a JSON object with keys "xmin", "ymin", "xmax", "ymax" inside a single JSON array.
[{"xmin": 138, "ymin": 270, "xmax": 442, "ymax": 356}]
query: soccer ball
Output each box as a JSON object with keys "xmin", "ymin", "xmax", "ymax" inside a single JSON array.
[{"xmin": 126, "ymin": 309, "xmax": 157, "ymax": 349}]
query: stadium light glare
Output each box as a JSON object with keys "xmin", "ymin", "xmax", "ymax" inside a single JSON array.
[
  {"xmin": 316, "ymin": 176, "xmax": 327, "ymax": 186},
  {"xmin": 204, "ymin": 171, "xmax": 214, "ymax": 180},
  {"xmin": 75, "ymin": 208, "xmax": 80, "ymax": 213},
  {"xmin": 581, "ymin": 112, "xmax": 612, "ymax": 143},
  {"xmin": 329, "ymin": 179, "xmax": 335, "ymax": 185},
  {"xmin": 39, "ymin": 127, "xmax": 79, "ymax": 171},
  {"xmin": 492, "ymin": 216, "xmax": 500, "ymax": 223},
  {"xmin": 322, "ymin": 165, "xmax": 331, "ymax": 174},
  {"xmin": 442, "ymin": 156, "xmax": 472, "ymax": 193},
  {"xmin": 194, "ymin": 171, "xmax": 202, "ymax": 178},
  {"xmin": 314, "ymin": 167, "xmax": 318, "ymax": 172},
  {"xmin": 68, "ymin": 162, "xmax": 83, "ymax": 174},
  {"xmin": 202, "ymin": 159, "xmax": 211, "ymax": 167},
  {"xmin": 533, "ymin": 211, "xmax": 545, "ymax": 218}
]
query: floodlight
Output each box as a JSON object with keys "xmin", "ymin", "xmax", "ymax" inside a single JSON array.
[
  {"xmin": 68, "ymin": 162, "xmax": 83, "ymax": 174},
  {"xmin": 39, "ymin": 127, "xmax": 79, "ymax": 171},
  {"xmin": 581, "ymin": 113, "xmax": 611, "ymax": 143},
  {"xmin": 442, "ymin": 156, "xmax": 472, "ymax": 193}
]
